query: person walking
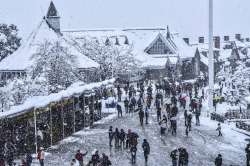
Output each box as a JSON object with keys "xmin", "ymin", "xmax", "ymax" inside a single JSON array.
[
  {"xmin": 119, "ymin": 129, "xmax": 126, "ymax": 150},
  {"xmin": 75, "ymin": 150, "xmax": 88, "ymax": 166},
  {"xmin": 184, "ymin": 110, "xmax": 188, "ymax": 127},
  {"xmin": 90, "ymin": 150, "xmax": 100, "ymax": 166},
  {"xmin": 126, "ymin": 129, "xmax": 132, "ymax": 149},
  {"xmin": 26, "ymin": 151, "xmax": 33, "ymax": 166},
  {"xmin": 195, "ymin": 108, "xmax": 200, "ymax": 126},
  {"xmin": 139, "ymin": 109, "xmax": 145, "ymax": 126},
  {"xmin": 117, "ymin": 103, "xmax": 122, "ymax": 118},
  {"xmin": 183, "ymin": 148, "xmax": 189, "ymax": 166},
  {"xmin": 145, "ymin": 106, "xmax": 149, "ymax": 124},
  {"xmin": 216, "ymin": 123, "xmax": 222, "ymax": 136},
  {"xmin": 4, "ymin": 141, "xmax": 15, "ymax": 166},
  {"xmin": 157, "ymin": 107, "xmax": 162, "ymax": 122},
  {"xmin": 215, "ymin": 154, "xmax": 222, "ymax": 166},
  {"xmin": 124, "ymin": 98, "xmax": 129, "ymax": 113},
  {"xmin": 245, "ymin": 143, "xmax": 250, "ymax": 166},
  {"xmin": 187, "ymin": 111, "xmax": 192, "ymax": 131},
  {"xmin": 108, "ymin": 126, "xmax": 113, "ymax": 147},
  {"xmin": 114, "ymin": 128, "xmax": 120, "ymax": 149},
  {"xmin": 170, "ymin": 149, "xmax": 178, "ymax": 166},
  {"xmin": 37, "ymin": 147, "xmax": 45, "ymax": 166},
  {"xmin": 100, "ymin": 153, "xmax": 111, "ymax": 166},
  {"xmin": 142, "ymin": 139, "xmax": 150, "ymax": 163},
  {"xmin": 130, "ymin": 146, "xmax": 137, "ymax": 164},
  {"xmin": 170, "ymin": 116, "xmax": 177, "ymax": 136}
]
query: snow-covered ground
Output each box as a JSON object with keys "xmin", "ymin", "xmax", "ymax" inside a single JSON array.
[{"xmin": 23, "ymin": 92, "xmax": 248, "ymax": 166}]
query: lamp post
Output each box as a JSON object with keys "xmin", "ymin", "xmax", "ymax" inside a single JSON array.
[{"xmin": 208, "ymin": 0, "xmax": 214, "ymax": 115}]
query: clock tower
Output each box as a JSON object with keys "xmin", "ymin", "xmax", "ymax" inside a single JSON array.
[{"xmin": 46, "ymin": 1, "xmax": 60, "ymax": 32}]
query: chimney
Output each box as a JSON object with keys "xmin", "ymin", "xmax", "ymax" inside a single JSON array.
[
  {"xmin": 183, "ymin": 38, "xmax": 189, "ymax": 45},
  {"xmin": 214, "ymin": 36, "xmax": 220, "ymax": 49},
  {"xmin": 235, "ymin": 34, "xmax": 241, "ymax": 41},
  {"xmin": 224, "ymin": 36, "xmax": 230, "ymax": 41},
  {"xmin": 46, "ymin": 1, "xmax": 60, "ymax": 32},
  {"xmin": 198, "ymin": 37, "xmax": 204, "ymax": 43},
  {"xmin": 167, "ymin": 26, "xmax": 171, "ymax": 38}
]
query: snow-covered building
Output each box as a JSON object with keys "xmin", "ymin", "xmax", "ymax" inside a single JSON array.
[
  {"xmin": 63, "ymin": 26, "xmax": 203, "ymax": 80},
  {"xmin": 0, "ymin": 1, "xmax": 205, "ymax": 82},
  {"xmin": 0, "ymin": 1, "xmax": 99, "ymax": 83}
]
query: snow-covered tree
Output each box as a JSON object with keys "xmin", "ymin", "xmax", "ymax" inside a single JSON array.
[
  {"xmin": 30, "ymin": 40, "xmax": 79, "ymax": 93},
  {"xmin": 0, "ymin": 24, "xmax": 21, "ymax": 60},
  {"xmin": 79, "ymin": 37, "xmax": 141, "ymax": 80}
]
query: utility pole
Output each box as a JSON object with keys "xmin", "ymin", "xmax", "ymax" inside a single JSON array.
[{"xmin": 208, "ymin": 0, "xmax": 214, "ymax": 115}]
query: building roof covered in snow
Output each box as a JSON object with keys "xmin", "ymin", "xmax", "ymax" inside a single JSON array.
[
  {"xmin": 0, "ymin": 6, "xmax": 99, "ymax": 72},
  {"xmin": 63, "ymin": 27, "xmax": 197, "ymax": 69}
]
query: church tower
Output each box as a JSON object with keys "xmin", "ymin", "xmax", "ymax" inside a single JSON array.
[{"xmin": 46, "ymin": 1, "xmax": 60, "ymax": 32}]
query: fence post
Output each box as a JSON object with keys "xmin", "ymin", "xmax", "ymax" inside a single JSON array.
[{"xmin": 33, "ymin": 108, "xmax": 38, "ymax": 154}]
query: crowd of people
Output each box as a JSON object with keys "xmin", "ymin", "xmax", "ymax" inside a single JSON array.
[{"xmin": 1, "ymin": 78, "xmax": 250, "ymax": 165}]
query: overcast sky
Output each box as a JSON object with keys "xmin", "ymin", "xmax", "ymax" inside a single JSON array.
[{"xmin": 0, "ymin": 0, "xmax": 249, "ymax": 41}]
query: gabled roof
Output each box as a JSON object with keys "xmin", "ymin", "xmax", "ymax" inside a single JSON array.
[
  {"xmin": 0, "ymin": 18, "xmax": 99, "ymax": 71},
  {"xmin": 144, "ymin": 33, "xmax": 177, "ymax": 54}
]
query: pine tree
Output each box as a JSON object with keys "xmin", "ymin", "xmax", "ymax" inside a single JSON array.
[{"xmin": 0, "ymin": 24, "xmax": 21, "ymax": 60}]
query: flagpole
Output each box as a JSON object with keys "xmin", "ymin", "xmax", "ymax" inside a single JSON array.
[{"xmin": 208, "ymin": 0, "xmax": 214, "ymax": 115}]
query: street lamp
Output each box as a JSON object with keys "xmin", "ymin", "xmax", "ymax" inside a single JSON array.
[{"xmin": 208, "ymin": 0, "xmax": 214, "ymax": 115}]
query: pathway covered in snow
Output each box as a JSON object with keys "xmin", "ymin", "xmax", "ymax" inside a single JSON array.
[{"xmin": 28, "ymin": 95, "xmax": 248, "ymax": 166}]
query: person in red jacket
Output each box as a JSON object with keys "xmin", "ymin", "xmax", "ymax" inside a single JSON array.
[
  {"xmin": 37, "ymin": 147, "xmax": 45, "ymax": 166},
  {"xmin": 75, "ymin": 149, "xmax": 88, "ymax": 166}
]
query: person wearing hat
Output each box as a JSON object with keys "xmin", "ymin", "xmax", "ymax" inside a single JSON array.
[
  {"xmin": 37, "ymin": 147, "xmax": 45, "ymax": 166},
  {"xmin": 215, "ymin": 154, "xmax": 222, "ymax": 166}
]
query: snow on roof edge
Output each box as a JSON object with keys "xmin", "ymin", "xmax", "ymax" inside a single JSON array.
[{"xmin": 0, "ymin": 79, "xmax": 115, "ymax": 119}]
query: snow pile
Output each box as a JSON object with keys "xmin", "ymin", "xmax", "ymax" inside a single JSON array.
[{"xmin": 0, "ymin": 79, "xmax": 115, "ymax": 119}]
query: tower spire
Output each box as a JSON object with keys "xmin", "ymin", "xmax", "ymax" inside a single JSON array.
[
  {"xmin": 47, "ymin": 1, "xmax": 59, "ymax": 17},
  {"xmin": 46, "ymin": 1, "xmax": 60, "ymax": 32}
]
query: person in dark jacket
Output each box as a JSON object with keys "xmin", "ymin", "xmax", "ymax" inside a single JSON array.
[
  {"xmin": 156, "ymin": 107, "xmax": 162, "ymax": 122},
  {"xmin": 142, "ymin": 139, "xmax": 150, "ymax": 163},
  {"xmin": 130, "ymin": 146, "xmax": 137, "ymax": 164},
  {"xmin": 184, "ymin": 110, "xmax": 188, "ymax": 127},
  {"xmin": 117, "ymin": 104, "xmax": 122, "ymax": 118},
  {"xmin": 139, "ymin": 109, "xmax": 145, "ymax": 126},
  {"xmin": 100, "ymin": 153, "xmax": 111, "ymax": 166},
  {"xmin": 124, "ymin": 98, "xmax": 129, "ymax": 113},
  {"xmin": 187, "ymin": 112, "xmax": 192, "ymax": 131},
  {"xmin": 170, "ymin": 149, "xmax": 178, "ymax": 166},
  {"xmin": 245, "ymin": 143, "xmax": 250, "ymax": 166},
  {"xmin": 90, "ymin": 150, "xmax": 100, "ymax": 166},
  {"xmin": 114, "ymin": 128, "xmax": 120, "ymax": 148},
  {"xmin": 145, "ymin": 107, "xmax": 149, "ymax": 124},
  {"xmin": 216, "ymin": 123, "xmax": 222, "ymax": 137},
  {"xmin": 215, "ymin": 154, "xmax": 222, "ymax": 166},
  {"xmin": 119, "ymin": 129, "xmax": 126, "ymax": 150},
  {"xmin": 108, "ymin": 126, "xmax": 113, "ymax": 147},
  {"xmin": 26, "ymin": 152, "xmax": 33, "ymax": 166}
]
